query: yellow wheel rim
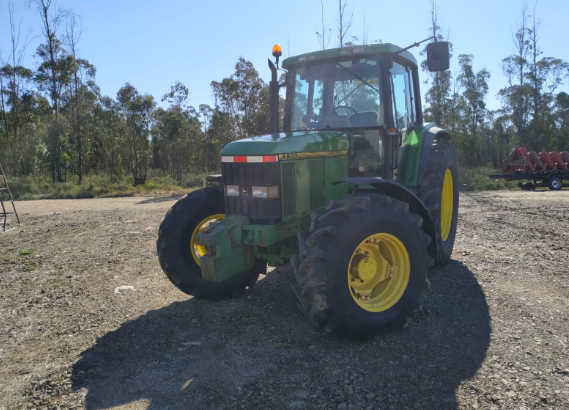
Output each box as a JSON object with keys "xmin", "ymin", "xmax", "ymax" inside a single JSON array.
[
  {"xmin": 441, "ymin": 169, "xmax": 454, "ymax": 241},
  {"xmin": 190, "ymin": 214, "xmax": 225, "ymax": 265},
  {"xmin": 347, "ymin": 233, "xmax": 410, "ymax": 312}
]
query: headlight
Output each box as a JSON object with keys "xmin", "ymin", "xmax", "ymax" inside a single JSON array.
[
  {"xmin": 225, "ymin": 185, "xmax": 239, "ymax": 197},
  {"xmin": 252, "ymin": 186, "xmax": 279, "ymax": 198}
]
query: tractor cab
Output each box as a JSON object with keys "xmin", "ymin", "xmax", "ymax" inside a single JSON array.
[{"xmin": 278, "ymin": 44, "xmax": 423, "ymax": 181}]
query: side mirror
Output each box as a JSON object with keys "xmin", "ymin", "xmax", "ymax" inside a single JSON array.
[{"xmin": 426, "ymin": 41, "xmax": 450, "ymax": 72}]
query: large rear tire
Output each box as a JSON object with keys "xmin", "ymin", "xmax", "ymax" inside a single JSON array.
[
  {"xmin": 415, "ymin": 140, "xmax": 459, "ymax": 265},
  {"xmin": 291, "ymin": 195, "xmax": 433, "ymax": 340},
  {"xmin": 157, "ymin": 187, "xmax": 264, "ymax": 298}
]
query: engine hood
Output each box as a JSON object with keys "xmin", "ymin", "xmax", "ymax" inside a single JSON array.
[{"xmin": 220, "ymin": 131, "xmax": 349, "ymax": 156}]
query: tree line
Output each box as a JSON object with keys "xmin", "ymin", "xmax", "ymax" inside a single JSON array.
[
  {"xmin": 0, "ymin": 1, "xmax": 270, "ymax": 185},
  {"xmin": 421, "ymin": 2, "xmax": 569, "ymax": 167},
  {"xmin": 1, "ymin": 0, "xmax": 568, "ymax": 188}
]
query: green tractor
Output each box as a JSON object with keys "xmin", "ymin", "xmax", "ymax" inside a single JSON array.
[{"xmin": 157, "ymin": 38, "xmax": 458, "ymax": 339}]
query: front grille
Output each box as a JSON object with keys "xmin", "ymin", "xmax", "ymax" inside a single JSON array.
[
  {"xmin": 222, "ymin": 162, "xmax": 281, "ymax": 224},
  {"xmin": 281, "ymin": 162, "xmax": 296, "ymax": 217}
]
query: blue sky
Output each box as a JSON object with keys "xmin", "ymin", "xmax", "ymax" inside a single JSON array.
[{"xmin": 1, "ymin": 0, "xmax": 568, "ymax": 112}]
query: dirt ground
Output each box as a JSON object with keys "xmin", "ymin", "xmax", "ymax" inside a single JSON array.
[{"xmin": 1, "ymin": 191, "xmax": 568, "ymax": 410}]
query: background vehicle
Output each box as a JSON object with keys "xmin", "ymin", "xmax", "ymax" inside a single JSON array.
[
  {"xmin": 490, "ymin": 147, "xmax": 569, "ymax": 190},
  {"xmin": 157, "ymin": 39, "xmax": 459, "ymax": 339}
]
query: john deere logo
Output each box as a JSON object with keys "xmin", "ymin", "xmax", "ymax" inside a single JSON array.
[{"xmin": 240, "ymin": 187, "xmax": 248, "ymax": 196}]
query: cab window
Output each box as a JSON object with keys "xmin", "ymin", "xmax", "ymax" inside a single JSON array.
[
  {"xmin": 389, "ymin": 62, "xmax": 415, "ymax": 129},
  {"xmin": 291, "ymin": 58, "xmax": 383, "ymax": 131}
]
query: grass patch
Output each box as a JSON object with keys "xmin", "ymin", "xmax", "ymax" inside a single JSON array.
[
  {"xmin": 459, "ymin": 167, "xmax": 519, "ymax": 192},
  {"xmin": 23, "ymin": 263, "xmax": 37, "ymax": 272},
  {"xmin": 6, "ymin": 170, "xmax": 211, "ymax": 200},
  {"xmin": 5, "ymin": 166, "xmax": 525, "ymax": 199},
  {"xmin": 20, "ymin": 249, "xmax": 33, "ymax": 255}
]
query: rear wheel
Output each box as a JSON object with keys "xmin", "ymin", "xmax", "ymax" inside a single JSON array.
[
  {"xmin": 415, "ymin": 140, "xmax": 459, "ymax": 265},
  {"xmin": 291, "ymin": 195, "xmax": 433, "ymax": 340},
  {"xmin": 547, "ymin": 177, "xmax": 562, "ymax": 191},
  {"xmin": 157, "ymin": 187, "xmax": 264, "ymax": 298}
]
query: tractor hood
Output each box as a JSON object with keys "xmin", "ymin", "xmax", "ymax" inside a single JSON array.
[{"xmin": 220, "ymin": 131, "xmax": 349, "ymax": 156}]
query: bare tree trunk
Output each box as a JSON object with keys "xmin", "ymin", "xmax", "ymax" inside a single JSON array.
[
  {"xmin": 320, "ymin": 0, "xmax": 326, "ymax": 50},
  {"xmin": 30, "ymin": 0, "xmax": 66, "ymax": 182},
  {"xmin": 337, "ymin": 0, "xmax": 353, "ymax": 47},
  {"xmin": 430, "ymin": 0, "xmax": 442, "ymax": 125},
  {"xmin": 530, "ymin": 9, "xmax": 540, "ymax": 150},
  {"xmin": 514, "ymin": 5, "xmax": 529, "ymax": 148},
  {"xmin": 66, "ymin": 13, "xmax": 84, "ymax": 184},
  {"xmin": 0, "ymin": 60, "xmax": 8, "ymax": 137}
]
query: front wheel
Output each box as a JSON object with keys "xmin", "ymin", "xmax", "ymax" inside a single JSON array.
[
  {"xmin": 157, "ymin": 186, "xmax": 264, "ymax": 298},
  {"xmin": 291, "ymin": 195, "xmax": 433, "ymax": 340}
]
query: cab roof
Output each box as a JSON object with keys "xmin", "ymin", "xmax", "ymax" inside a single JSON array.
[{"xmin": 281, "ymin": 43, "xmax": 418, "ymax": 68}]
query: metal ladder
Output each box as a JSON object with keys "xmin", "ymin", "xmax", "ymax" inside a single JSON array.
[{"xmin": 0, "ymin": 160, "xmax": 20, "ymax": 232}]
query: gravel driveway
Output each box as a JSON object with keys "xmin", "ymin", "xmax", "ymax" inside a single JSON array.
[{"xmin": 0, "ymin": 191, "xmax": 568, "ymax": 410}]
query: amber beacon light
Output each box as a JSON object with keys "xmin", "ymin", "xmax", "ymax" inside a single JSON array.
[{"xmin": 272, "ymin": 44, "xmax": 282, "ymax": 58}]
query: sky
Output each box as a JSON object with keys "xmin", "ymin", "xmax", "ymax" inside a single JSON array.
[{"xmin": 1, "ymin": 0, "xmax": 568, "ymax": 113}]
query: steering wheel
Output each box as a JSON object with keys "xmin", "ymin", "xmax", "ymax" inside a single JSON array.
[{"xmin": 331, "ymin": 105, "xmax": 360, "ymax": 126}]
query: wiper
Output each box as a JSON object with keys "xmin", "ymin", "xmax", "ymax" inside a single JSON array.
[
  {"xmin": 336, "ymin": 83, "xmax": 363, "ymax": 105},
  {"xmin": 336, "ymin": 63, "xmax": 379, "ymax": 93}
]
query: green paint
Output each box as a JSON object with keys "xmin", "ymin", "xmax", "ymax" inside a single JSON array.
[
  {"xmin": 220, "ymin": 131, "xmax": 348, "ymax": 156},
  {"xmin": 256, "ymin": 244, "xmax": 298, "ymax": 266},
  {"xmin": 279, "ymin": 158, "xmax": 326, "ymax": 221},
  {"xmin": 196, "ymin": 215, "xmax": 253, "ymax": 282},
  {"xmin": 282, "ymin": 43, "xmax": 418, "ymax": 68},
  {"xmin": 325, "ymin": 155, "xmax": 349, "ymax": 203},
  {"xmin": 397, "ymin": 123, "xmax": 437, "ymax": 187},
  {"xmin": 242, "ymin": 215, "xmax": 311, "ymax": 247}
]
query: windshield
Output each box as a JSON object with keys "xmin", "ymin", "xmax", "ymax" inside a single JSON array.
[{"xmin": 291, "ymin": 58, "xmax": 383, "ymax": 131}]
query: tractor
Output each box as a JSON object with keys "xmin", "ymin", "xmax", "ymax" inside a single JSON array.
[{"xmin": 157, "ymin": 38, "xmax": 458, "ymax": 339}]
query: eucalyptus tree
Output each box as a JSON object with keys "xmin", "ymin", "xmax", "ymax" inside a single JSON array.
[
  {"xmin": 29, "ymin": 0, "xmax": 71, "ymax": 182},
  {"xmin": 116, "ymin": 83, "xmax": 155, "ymax": 185},
  {"xmin": 420, "ymin": 1, "xmax": 453, "ymax": 128},
  {"xmin": 153, "ymin": 82, "xmax": 203, "ymax": 184},
  {"xmin": 64, "ymin": 11, "xmax": 98, "ymax": 184},
  {"xmin": 90, "ymin": 96, "xmax": 126, "ymax": 182},
  {"xmin": 457, "ymin": 54, "xmax": 490, "ymax": 166},
  {"xmin": 211, "ymin": 57, "xmax": 269, "ymax": 140}
]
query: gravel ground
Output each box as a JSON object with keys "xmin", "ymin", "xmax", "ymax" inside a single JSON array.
[{"xmin": 1, "ymin": 191, "xmax": 568, "ymax": 410}]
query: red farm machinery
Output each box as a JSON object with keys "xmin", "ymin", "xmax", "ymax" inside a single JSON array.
[{"xmin": 490, "ymin": 147, "xmax": 569, "ymax": 190}]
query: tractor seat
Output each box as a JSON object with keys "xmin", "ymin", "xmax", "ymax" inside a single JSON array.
[
  {"xmin": 320, "ymin": 115, "xmax": 352, "ymax": 129},
  {"xmin": 350, "ymin": 111, "xmax": 379, "ymax": 127}
]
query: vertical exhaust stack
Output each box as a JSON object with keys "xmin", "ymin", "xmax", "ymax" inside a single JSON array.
[
  {"xmin": 268, "ymin": 44, "xmax": 283, "ymax": 134},
  {"xmin": 550, "ymin": 152, "xmax": 568, "ymax": 170}
]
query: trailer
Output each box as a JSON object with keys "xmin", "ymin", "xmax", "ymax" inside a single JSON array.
[{"xmin": 490, "ymin": 147, "xmax": 569, "ymax": 190}]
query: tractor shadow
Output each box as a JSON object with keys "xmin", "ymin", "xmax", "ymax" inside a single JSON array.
[{"xmin": 72, "ymin": 261, "xmax": 490, "ymax": 410}]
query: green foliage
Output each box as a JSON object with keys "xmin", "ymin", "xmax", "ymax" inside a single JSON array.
[
  {"xmin": 20, "ymin": 249, "xmax": 33, "ymax": 255},
  {"xmin": 422, "ymin": 6, "xmax": 569, "ymax": 172},
  {"xmin": 459, "ymin": 167, "xmax": 519, "ymax": 192},
  {"xmin": 6, "ymin": 171, "xmax": 204, "ymax": 200},
  {"xmin": 1, "ymin": 2, "xmax": 567, "ymax": 196}
]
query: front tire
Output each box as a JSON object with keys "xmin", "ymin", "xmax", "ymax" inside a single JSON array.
[
  {"xmin": 291, "ymin": 195, "xmax": 433, "ymax": 340},
  {"xmin": 415, "ymin": 140, "xmax": 459, "ymax": 265},
  {"xmin": 157, "ymin": 187, "xmax": 263, "ymax": 298}
]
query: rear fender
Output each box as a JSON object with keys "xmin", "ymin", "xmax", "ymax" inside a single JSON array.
[
  {"xmin": 332, "ymin": 177, "xmax": 438, "ymax": 257},
  {"xmin": 397, "ymin": 125, "xmax": 451, "ymax": 187}
]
